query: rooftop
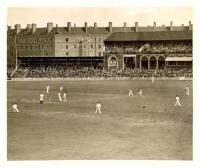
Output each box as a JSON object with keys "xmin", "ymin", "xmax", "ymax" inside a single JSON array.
[
  {"xmin": 105, "ymin": 31, "xmax": 192, "ymax": 41},
  {"xmin": 7, "ymin": 21, "xmax": 193, "ymax": 37}
]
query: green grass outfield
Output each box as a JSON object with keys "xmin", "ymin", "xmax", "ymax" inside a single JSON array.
[{"xmin": 7, "ymin": 80, "xmax": 193, "ymax": 160}]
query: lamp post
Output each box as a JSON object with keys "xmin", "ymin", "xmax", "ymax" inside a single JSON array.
[{"xmin": 14, "ymin": 35, "xmax": 18, "ymax": 69}]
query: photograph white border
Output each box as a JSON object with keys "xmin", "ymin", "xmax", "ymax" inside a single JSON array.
[{"xmin": 1, "ymin": 0, "xmax": 199, "ymax": 168}]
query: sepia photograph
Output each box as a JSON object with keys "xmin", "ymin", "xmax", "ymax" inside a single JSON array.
[{"xmin": 4, "ymin": 2, "xmax": 196, "ymax": 164}]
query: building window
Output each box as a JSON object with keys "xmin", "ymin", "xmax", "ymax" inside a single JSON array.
[
  {"xmin": 98, "ymin": 52, "xmax": 101, "ymax": 56},
  {"xmin": 84, "ymin": 45, "xmax": 86, "ymax": 48},
  {"xmin": 74, "ymin": 45, "xmax": 76, "ymax": 48},
  {"xmin": 91, "ymin": 44, "xmax": 93, "ymax": 49},
  {"xmin": 66, "ymin": 52, "xmax": 68, "ymax": 56},
  {"xmin": 66, "ymin": 45, "xmax": 68, "ymax": 49},
  {"xmin": 99, "ymin": 38, "xmax": 101, "ymax": 42},
  {"xmin": 99, "ymin": 45, "xmax": 101, "ymax": 49},
  {"xmin": 66, "ymin": 38, "xmax": 69, "ymax": 42}
]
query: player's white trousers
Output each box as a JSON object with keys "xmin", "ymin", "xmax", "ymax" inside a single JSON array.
[
  {"xmin": 175, "ymin": 100, "xmax": 181, "ymax": 106},
  {"xmin": 12, "ymin": 106, "xmax": 19, "ymax": 112},
  {"xmin": 95, "ymin": 108, "xmax": 101, "ymax": 114},
  {"xmin": 58, "ymin": 96, "xmax": 62, "ymax": 102},
  {"xmin": 129, "ymin": 93, "xmax": 133, "ymax": 96}
]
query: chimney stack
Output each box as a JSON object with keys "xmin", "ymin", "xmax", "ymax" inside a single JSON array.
[
  {"xmin": 32, "ymin": 23, "xmax": 37, "ymax": 34},
  {"xmin": 47, "ymin": 22, "xmax": 53, "ymax": 33},
  {"xmin": 7, "ymin": 25, "xmax": 11, "ymax": 31},
  {"xmin": 124, "ymin": 22, "xmax": 127, "ymax": 30},
  {"xmin": 135, "ymin": 22, "xmax": 138, "ymax": 32},
  {"xmin": 15, "ymin": 24, "xmax": 21, "ymax": 34},
  {"xmin": 94, "ymin": 22, "xmax": 97, "ymax": 29},
  {"xmin": 170, "ymin": 21, "xmax": 173, "ymax": 31},
  {"xmin": 109, "ymin": 22, "xmax": 112, "ymax": 32},
  {"xmin": 27, "ymin": 24, "xmax": 31, "ymax": 29},
  {"xmin": 153, "ymin": 21, "xmax": 156, "ymax": 29},
  {"xmin": 67, "ymin": 22, "xmax": 71, "ymax": 33},
  {"xmin": 84, "ymin": 22, "xmax": 88, "ymax": 33},
  {"xmin": 189, "ymin": 21, "xmax": 192, "ymax": 31}
]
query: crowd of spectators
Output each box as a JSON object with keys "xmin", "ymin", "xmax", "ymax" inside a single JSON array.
[
  {"xmin": 12, "ymin": 65, "xmax": 103, "ymax": 78},
  {"xmin": 12, "ymin": 65, "xmax": 192, "ymax": 79},
  {"xmin": 105, "ymin": 42, "xmax": 192, "ymax": 54},
  {"xmin": 103, "ymin": 68, "xmax": 192, "ymax": 78}
]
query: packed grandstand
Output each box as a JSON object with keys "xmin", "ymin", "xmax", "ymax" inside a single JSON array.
[
  {"xmin": 11, "ymin": 65, "xmax": 192, "ymax": 78},
  {"xmin": 7, "ymin": 21, "xmax": 193, "ymax": 79},
  {"xmin": 9, "ymin": 40, "xmax": 193, "ymax": 79}
]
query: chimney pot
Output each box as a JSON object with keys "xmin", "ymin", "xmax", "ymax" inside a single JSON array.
[
  {"xmin": 189, "ymin": 21, "xmax": 192, "ymax": 31},
  {"xmin": 7, "ymin": 25, "xmax": 11, "ymax": 31},
  {"xmin": 85, "ymin": 22, "xmax": 88, "ymax": 33},
  {"xmin": 27, "ymin": 24, "xmax": 31, "ymax": 29},
  {"xmin": 67, "ymin": 22, "xmax": 71, "ymax": 33},
  {"xmin": 153, "ymin": 21, "xmax": 156, "ymax": 28},
  {"xmin": 47, "ymin": 22, "xmax": 53, "ymax": 33},
  {"xmin": 124, "ymin": 22, "xmax": 127, "ymax": 30},
  {"xmin": 170, "ymin": 21, "xmax": 173, "ymax": 31},
  {"xmin": 135, "ymin": 22, "xmax": 138, "ymax": 32},
  {"xmin": 94, "ymin": 22, "xmax": 97, "ymax": 29},
  {"xmin": 15, "ymin": 24, "xmax": 21, "ymax": 34},
  {"xmin": 109, "ymin": 22, "xmax": 112, "ymax": 32},
  {"xmin": 32, "ymin": 23, "xmax": 37, "ymax": 34}
]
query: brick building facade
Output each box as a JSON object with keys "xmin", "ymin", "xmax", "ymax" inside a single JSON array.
[{"xmin": 7, "ymin": 21, "xmax": 193, "ymax": 69}]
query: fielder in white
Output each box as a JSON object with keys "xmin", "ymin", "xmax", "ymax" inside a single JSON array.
[
  {"xmin": 60, "ymin": 86, "xmax": 63, "ymax": 92},
  {"xmin": 175, "ymin": 95, "xmax": 181, "ymax": 106},
  {"xmin": 185, "ymin": 87, "xmax": 190, "ymax": 96},
  {"xmin": 46, "ymin": 85, "xmax": 50, "ymax": 94},
  {"xmin": 63, "ymin": 92, "xmax": 67, "ymax": 102},
  {"xmin": 46, "ymin": 85, "xmax": 51, "ymax": 102},
  {"xmin": 12, "ymin": 104, "xmax": 19, "ymax": 112},
  {"xmin": 95, "ymin": 102, "xmax": 102, "ymax": 115},
  {"xmin": 128, "ymin": 88, "xmax": 134, "ymax": 96},
  {"xmin": 138, "ymin": 88, "xmax": 143, "ymax": 96},
  {"xmin": 58, "ymin": 92, "xmax": 62, "ymax": 102},
  {"xmin": 40, "ymin": 93, "xmax": 44, "ymax": 104},
  {"xmin": 151, "ymin": 76, "xmax": 155, "ymax": 83}
]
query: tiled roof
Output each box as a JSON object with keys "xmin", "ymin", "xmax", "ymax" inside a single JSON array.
[
  {"xmin": 105, "ymin": 31, "xmax": 192, "ymax": 41},
  {"xmin": 7, "ymin": 27, "xmax": 111, "ymax": 36},
  {"xmin": 7, "ymin": 27, "xmax": 192, "ymax": 40}
]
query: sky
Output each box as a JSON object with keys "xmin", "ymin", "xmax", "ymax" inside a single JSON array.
[{"xmin": 7, "ymin": 7, "xmax": 192, "ymax": 28}]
